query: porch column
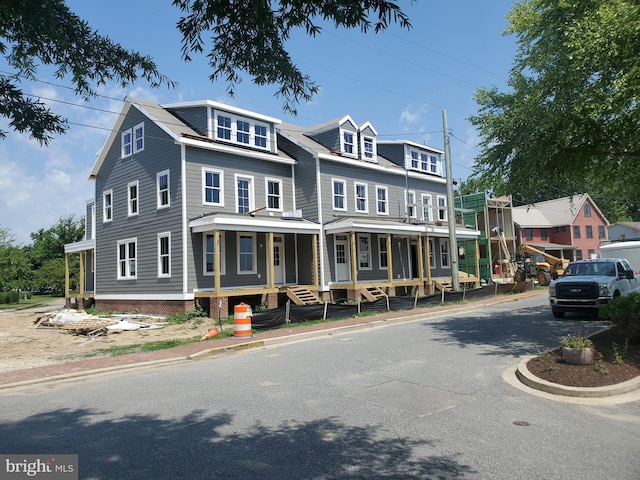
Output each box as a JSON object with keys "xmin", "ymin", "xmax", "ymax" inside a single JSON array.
[
  {"xmin": 213, "ymin": 230, "xmax": 221, "ymax": 293},
  {"xmin": 64, "ymin": 253, "xmax": 70, "ymax": 298},
  {"xmin": 267, "ymin": 231, "xmax": 275, "ymax": 288},
  {"xmin": 79, "ymin": 252, "xmax": 85, "ymax": 296},
  {"xmin": 312, "ymin": 234, "xmax": 319, "ymax": 289},
  {"xmin": 417, "ymin": 235, "xmax": 425, "ymax": 283},
  {"xmin": 350, "ymin": 231, "xmax": 358, "ymax": 289},
  {"xmin": 424, "ymin": 236, "xmax": 432, "ymax": 285},
  {"xmin": 386, "ymin": 233, "xmax": 393, "ymax": 284}
]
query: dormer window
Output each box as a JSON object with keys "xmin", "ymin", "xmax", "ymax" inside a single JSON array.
[
  {"xmin": 362, "ymin": 136, "xmax": 376, "ymax": 161},
  {"xmin": 343, "ymin": 130, "xmax": 355, "ymax": 155},
  {"xmin": 213, "ymin": 110, "xmax": 272, "ymax": 151},
  {"xmin": 408, "ymin": 148, "xmax": 443, "ymax": 176}
]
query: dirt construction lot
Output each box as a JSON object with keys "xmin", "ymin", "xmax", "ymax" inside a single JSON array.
[{"xmin": 0, "ymin": 302, "xmax": 212, "ymax": 372}]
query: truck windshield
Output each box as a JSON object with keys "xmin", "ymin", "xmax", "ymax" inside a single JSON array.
[{"xmin": 566, "ymin": 262, "xmax": 616, "ymax": 277}]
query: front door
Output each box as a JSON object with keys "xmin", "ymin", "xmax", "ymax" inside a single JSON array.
[
  {"xmin": 273, "ymin": 236, "xmax": 285, "ymax": 285},
  {"xmin": 334, "ymin": 235, "xmax": 350, "ymax": 282}
]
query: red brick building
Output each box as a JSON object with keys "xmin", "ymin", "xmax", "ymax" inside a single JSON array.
[{"xmin": 512, "ymin": 193, "xmax": 609, "ymax": 261}]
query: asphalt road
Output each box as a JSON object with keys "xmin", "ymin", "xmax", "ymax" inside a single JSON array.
[{"xmin": 2, "ymin": 295, "xmax": 639, "ymax": 479}]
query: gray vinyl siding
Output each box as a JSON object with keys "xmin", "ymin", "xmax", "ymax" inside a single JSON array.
[
  {"xmin": 167, "ymin": 107, "xmax": 209, "ymax": 136},
  {"xmin": 183, "ymin": 146, "xmax": 295, "ymax": 217},
  {"xmin": 94, "ymin": 108, "xmax": 184, "ymax": 295},
  {"xmin": 376, "ymin": 143, "xmax": 405, "ymax": 168},
  {"xmin": 277, "ymin": 135, "xmax": 320, "ymax": 222},
  {"xmin": 85, "ymin": 201, "xmax": 94, "ymax": 240}
]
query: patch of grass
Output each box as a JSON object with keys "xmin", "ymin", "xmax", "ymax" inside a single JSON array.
[
  {"xmin": 0, "ymin": 295, "xmax": 60, "ymax": 310},
  {"xmin": 89, "ymin": 337, "xmax": 200, "ymax": 357},
  {"xmin": 166, "ymin": 305, "xmax": 208, "ymax": 325}
]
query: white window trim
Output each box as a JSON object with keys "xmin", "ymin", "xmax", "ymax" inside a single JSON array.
[
  {"xmin": 133, "ymin": 122, "xmax": 144, "ymax": 154},
  {"xmin": 212, "ymin": 110, "xmax": 272, "ymax": 151},
  {"xmin": 237, "ymin": 232, "xmax": 257, "ymax": 274},
  {"xmin": 340, "ymin": 128, "xmax": 358, "ymax": 158},
  {"xmin": 235, "ymin": 174, "xmax": 255, "ymax": 214},
  {"xmin": 378, "ymin": 236, "xmax": 388, "ymax": 270},
  {"xmin": 429, "ymin": 238, "xmax": 436, "ymax": 269},
  {"xmin": 357, "ymin": 233, "xmax": 372, "ymax": 270},
  {"xmin": 421, "ymin": 194, "xmax": 432, "ymax": 223},
  {"xmin": 376, "ymin": 185, "xmax": 388, "ymax": 215},
  {"xmin": 204, "ymin": 232, "xmax": 226, "ymax": 276},
  {"xmin": 121, "ymin": 129, "xmax": 132, "ymax": 158},
  {"xmin": 332, "ymin": 178, "xmax": 347, "ymax": 211},
  {"xmin": 361, "ymin": 135, "xmax": 377, "ymax": 162},
  {"xmin": 437, "ymin": 195, "xmax": 447, "ymax": 221},
  {"xmin": 117, "ymin": 237, "xmax": 137, "ymax": 280},
  {"xmin": 157, "ymin": 169, "xmax": 170, "ymax": 209},
  {"xmin": 202, "ymin": 167, "xmax": 224, "ymax": 206},
  {"xmin": 440, "ymin": 239, "xmax": 450, "ymax": 269},
  {"xmin": 157, "ymin": 232, "xmax": 171, "ymax": 278},
  {"xmin": 103, "ymin": 190, "xmax": 113, "ymax": 223},
  {"xmin": 354, "ymin": 181, "xmax": 368, "ymax": 213},
  {"xmin": 127, "ymin": 181, "xmax": 139, "ymax": 217},
  {"xmin": 265, "ymin": 177, "xmax": 283, "ymax": 212},
  {"xmin": 406, "ymin": 190, "xmax": 417, "ymax": 219}
]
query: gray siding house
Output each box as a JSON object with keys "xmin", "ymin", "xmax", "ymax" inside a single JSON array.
[{"xmin": 65, "ymin": 97, "xmax": 479, "ymax": 314}]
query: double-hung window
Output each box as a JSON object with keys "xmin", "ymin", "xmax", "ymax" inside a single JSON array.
[
  {"xmin": 378, "ymin": 236, "xmax": 388, "ymax": 269},
  {"xmin": 333, "ymin": 179, "xmax": 346, "ymax": 211},
  {"xmin": 127, "ymin": 181, "xmax": 139, "ymax": 216},
  {"xmin": 217, "ymin": 115, "xmax": 232, "ymax": 140},
  {"xmin": 407, "ymin": 191, "xmax": 416, "ymax": 219},
  {"xmin": 429, "ymin": 239, "xmax": 435, "ymax": 268},
  {"xmin": 376, "ymin": 186, "xmax": 388, "ymax": 215},
  {"xmin": 266, "ymin": 178, "xmax": 282, "ymax": 211},
  {"xmin": 103, "ymin": 190, "xmax": 113, "ymax": 222},
  {"xmin": 355, "ymin": 182, "xmax": 368, "ymax": 213},
  {"xmin": 437, "ymin": 195, "xmax": 447, "ymax": 221},
  {"xmin": 238, "ymin": 233, "xmax": 256, "ymax": 274},
  {"xmin": 420, "ymin": 153, "xmax": 428, "ymax": 171},
  {"xmin": 363, "ymin": 136, "xmax": 375, "ymax": 160},
  {"xmin": 157, "ymin": 232, "xmax": 171, "ymax": 277},
  {"xmin": 255, "ymin": 124, "xmax": 268, "ymax": 148},
  {"xmin": 440, "ymin": 240, "xmax": 450, "ymax": 268},
  {"xmin": 421, "ymin": 194, "xmax": 432, "ymax": 222},
  {"xmin": 121, "ymin": 122, "xmax": 144, "ymax": 157},
  {"xmin": 358, "ymin": 234, "xmax": 371, "ymax": 269},
  {"xmin": 204, "ymin": 233, "xmax": 226, "ymax": 275},
  {"xmin": 410, "ymin": 150, "xmax": 419, "ymax": 169},
  {"xmin": 237, "ymin": 120, "xmax": 250, "ymax": 144},
  {"xmin": 429, "ymin": 155, "xmax": 439, "ymax": 174},
  {"xmin": 236, "ymin": 175, "xmax": 254, "ymax": 214},
  {"xmin": 157, "ymin": 170, "xmax": 170, "ymax": 209},
  {"xmin": 203, "ymin": 168, "xmax": 223, "ymax": 205},
  {"xmin": 343, "ymin": 131, "xmax": 355, "ymax": 155},
  {"xmin": 117, "ymin": 238, "xmax": 137, "ymax": 279}
]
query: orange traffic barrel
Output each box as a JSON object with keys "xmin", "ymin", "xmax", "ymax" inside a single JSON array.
[{"xmin": 233, "ymin": 303, "xmax": 253, "ymax": 338}]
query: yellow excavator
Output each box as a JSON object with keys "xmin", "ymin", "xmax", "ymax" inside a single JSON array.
[{"xmin": 514, "ymin": 244, "xmax": 570, "ymax": 286}]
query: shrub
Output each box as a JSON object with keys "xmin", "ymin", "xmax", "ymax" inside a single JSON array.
[{"xmin": 599, "ymin": 292, "xmax": 640, "ymax": 333}]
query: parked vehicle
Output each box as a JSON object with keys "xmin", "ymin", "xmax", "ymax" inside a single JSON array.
[
  {"xmin": 514, "ymin": 244, "xmax": 570, "ymax": 286},
  {"xmin": 549, "ymin": 258, "xmax": 640, "ymax": 318}
]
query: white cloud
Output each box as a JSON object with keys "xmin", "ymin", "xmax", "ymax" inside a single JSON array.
[{"xmin": 399, "ymin": 103, "xmax": 429, "ymax": 126}]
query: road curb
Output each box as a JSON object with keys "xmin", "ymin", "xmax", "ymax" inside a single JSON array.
[{"xmin": 516, "ymin": 356, "xmax": 640, "ymax": 398}]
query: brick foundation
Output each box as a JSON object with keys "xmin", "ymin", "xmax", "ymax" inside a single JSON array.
[{"xmin": 95, "ymin": 299, "xmax": 195, "ymax": 316}]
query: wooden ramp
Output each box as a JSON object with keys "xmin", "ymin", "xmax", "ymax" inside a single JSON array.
[
  {"xmin": 433, "ymin": 279, "xmax": 452, "ymax": 293},
  {"xmin": 360, "ymin": 285, "xmax": 387, "ymax": 302},
  {"xmin": 286, "ymin": 286, "xmax": 322, "ymax": 305}
]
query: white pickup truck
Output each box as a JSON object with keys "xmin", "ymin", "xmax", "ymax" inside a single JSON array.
[{"xmin": 549, "ymin": 258, "xmax": 640, "ymax": 318}]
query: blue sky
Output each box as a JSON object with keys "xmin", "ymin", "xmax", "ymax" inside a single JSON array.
[{"xmin": 0, "ymin": 0, "xmax": 517, "ymax": 245}]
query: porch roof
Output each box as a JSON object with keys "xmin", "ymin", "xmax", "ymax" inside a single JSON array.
[
  {"xmin": 324, "ymin": 218, "xmax": 480, "ymax": 239},
  {"xmin": 189, "ymin": 213, "xmax": 322, "ymax": 234},
  {"xmin": 64, "ymin": 239, "xmax": 95, "ymax": 253}
]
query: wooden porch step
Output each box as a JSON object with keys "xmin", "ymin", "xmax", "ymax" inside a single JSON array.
[
  {"xmin": 433, "ymin": 279, "xmax": 452, "ymax": 293},
  {"xmin": 360, "ymin": 285, "xmax": 387, "ymax": 302},
  {"xmin": 286, "ymin": 286, "xmax": 322, "ymax": 306}
]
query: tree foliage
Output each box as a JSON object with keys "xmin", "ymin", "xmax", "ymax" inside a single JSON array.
[
  {"xmin": 27, "ymin": 215, "xmax": 84, "ymax": 269},
  {"xmin": 1, "ymin": 1, "xmax": 410, "ymax": 142},
  {"xmin": 469, "ymin": 0, "xmax": 640, "ymax": 221},
  {"xmin": 0, "ymin": 0, "xmax": 175, "ymax": 144},
  {"xmin": 173, "ymin": 0, "xmax": 411, "ymax": 115}
]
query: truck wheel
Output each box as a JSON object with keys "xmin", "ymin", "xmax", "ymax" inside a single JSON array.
[
  {"xmin": 515, "ymin": 268, "xmax": 526, "ymax": 283},
  {"xmin": 538, "ymin": 270, "xmax": 552, "ymax": 286},
  {"xmin": 552, "ymin": 308, "xmax": 565, "ymax": 318}
]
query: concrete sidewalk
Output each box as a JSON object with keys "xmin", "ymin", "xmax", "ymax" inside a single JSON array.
[{"xmin": 1, "ymin": 291, "xmax": 547, "ymax": 390}]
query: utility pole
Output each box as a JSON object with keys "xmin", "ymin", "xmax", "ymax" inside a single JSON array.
[{"xmin": 442, "ymin": 110, "xmax": 460, "ymax": 291}]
